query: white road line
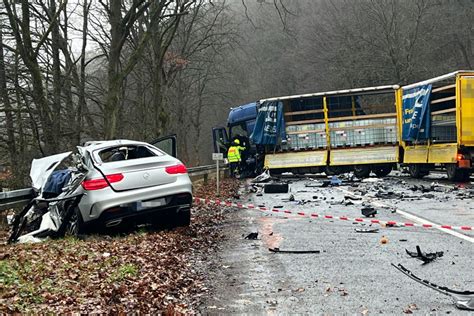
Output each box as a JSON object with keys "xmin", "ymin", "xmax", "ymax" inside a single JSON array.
[{"xmin": 337, "ymin": 187, "xmax": 474, "ymax": 243}]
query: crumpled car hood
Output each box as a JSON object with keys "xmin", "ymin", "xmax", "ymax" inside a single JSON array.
[{"xmin": 30, "ymin": 152, "xmax": 72, "ymax": 191}]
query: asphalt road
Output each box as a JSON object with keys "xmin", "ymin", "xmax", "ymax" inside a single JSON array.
[{"xmin": 202, "ymin": 172, "xmax": 474, "ymax": 314}]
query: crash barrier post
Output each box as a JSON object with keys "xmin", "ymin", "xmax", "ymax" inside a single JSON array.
[
  {"xmin": 0, "ymin": 165, "xmax": 228, "ymax": 211},
  {"xmin": 193, "ymin": 197, "xmax": 474, "ymax": 232}
]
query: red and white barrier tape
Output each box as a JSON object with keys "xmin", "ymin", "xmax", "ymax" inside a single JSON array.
[{"xmin": 194, "ymin": 197, "xmax": 473, "ymax": 232}]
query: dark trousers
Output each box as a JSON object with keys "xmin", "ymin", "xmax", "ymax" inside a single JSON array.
[{"xmin": 229, "ymin": 161, "xmax": 240, "ymax": 177}]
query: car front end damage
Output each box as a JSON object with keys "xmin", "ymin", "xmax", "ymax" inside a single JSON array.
[
  {"xmin": 8, "ymin": 139, "xmax": 193, "ymax": 243},
  {"xmin": 8, "ymin": 152, "xmax": 88, "ymax": 243}
]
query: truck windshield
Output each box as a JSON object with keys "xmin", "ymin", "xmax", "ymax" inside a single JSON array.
[{"xmin": 229, "ymin": 124, "xmax": 247, "ymax": 139}]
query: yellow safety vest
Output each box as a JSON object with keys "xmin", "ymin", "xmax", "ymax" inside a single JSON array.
[{"xmin": 228, "ymin": 146, "xmax": 244, "ymax": 162}]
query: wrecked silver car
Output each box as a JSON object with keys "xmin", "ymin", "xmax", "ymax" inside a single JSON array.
[{"xmin": 9, "ymin": 137, "xmax": 193, "ymax": 243}]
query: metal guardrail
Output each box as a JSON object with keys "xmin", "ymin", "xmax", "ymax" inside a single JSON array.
[
  {"xmin": 0, "ymin": 164, "xmax": 227, "ymax": 211},
  {"xmin": 0, "ymin": 188, "xmax": 35, "ymax": 212}
]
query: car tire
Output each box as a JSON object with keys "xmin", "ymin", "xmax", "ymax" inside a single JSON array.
[
  {"xmin": 65, "ymin": 207, "xmax": 84, "ymax": 237},
  {"xmin": 446, "ymin": 164, "xmax": 470, "ymax": 182},
  {"xmin": 175, "ymin": 208, "xmax": 191, "ymax": 227},
  {"xmin": 372, "ymin": 164, "xmax": 392, "ymax": 177},
  {"xmin": 354, "ymin": 165, "xmax": 371, "ymax": 178}
]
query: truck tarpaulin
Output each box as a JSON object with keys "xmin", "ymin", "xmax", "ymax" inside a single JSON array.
[
  {"xmin": 250, "ymin": 101, "xmax": 286, "ymax": 145},
  {"xmin": 402, "ymin": 84, "xmax": 432, "ymax": 141}
]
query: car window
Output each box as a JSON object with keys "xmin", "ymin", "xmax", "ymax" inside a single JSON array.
[
  {"xmin": 97, "ymin": 145, "xmax": 160, "ymax": 163},
  {"xmin": 153, "ymin": 138, "xmax": 174, "ymax": 157}
]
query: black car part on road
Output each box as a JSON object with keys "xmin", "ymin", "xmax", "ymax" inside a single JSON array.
[
  {"xmin": 264, "ymin": 183, "xmax": 289, "ymax": 193},
  {"xmin": 392, "ymin": 263, "xmax": 474, "ymax": 311},
  {"xmin": 405, "ymin": 245, "xmax": 444, "ymax": 264}
]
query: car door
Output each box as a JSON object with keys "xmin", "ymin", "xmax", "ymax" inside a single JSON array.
[
  {"xmin": 150, "ymin": 134, "xmax": 177, "ymax": 158},
  {"xmin": 212, "ymin": 127, "xmax": 229, "ymax": 157}
]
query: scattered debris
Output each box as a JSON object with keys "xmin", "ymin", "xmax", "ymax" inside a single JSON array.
[
  {"xmin": 355, "ymin": 228, "xmax": 379, "ymax": 233},
  {"xmin": 330, "ymin": 176, "xmax": 342, "ymax": 186},
  {"xmin": 380, "ymin": 235, "xmax": 389, "ymax": 244},
  {"xmin": 281, "ymin": 194, "xmax": 295, "ymax": 202},
  {"xmin": 362, "ymin": 178, "xmax": 382, "ymax": 183},
  {"xmin": 264, "ymin": 183, "xmax": 289, "ymax": 194},
  {"xmin": 403, "ymin": 303, "xmax": 419, "ymax": 314},
  {"xmin": 339, "ymin": 289, "xmax": 349, "ymax": 296},
  {"xmin": 344, "ymin": 195, "xmax": 362, "ymax": 201},
  {"xmin": 269, "ymin": 248, "xmax": 320, "ymax": 254},
  {"xmin": 244, "ymin": 232, "xmax": 259, "ymax": 240},
  {"xmin": 361, "ymin": 206, "xmax": 377, "ymax": 217},
  {"xmin": 392, "ymin": 263, "xmax": 474, "ymax": 311},
  {"xmin": 405, "ymin": 245, "xmax": 444, "ymax": 264},
  {"xmin": 252, "ymin": 170, "xmax": 272, "ymax": 183}
]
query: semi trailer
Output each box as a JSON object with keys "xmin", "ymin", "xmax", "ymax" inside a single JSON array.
[{"xmin": 212, "ymin": 70, "xmax": 474, "ymax": 181}]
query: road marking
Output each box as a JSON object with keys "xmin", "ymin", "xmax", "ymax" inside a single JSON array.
[
  {"xmin": 194, "ymin": 197, "xmax": 473, "ymax": 234},
  {"xmin": 336, "ymin": 187, "xmax": 474, "ymax": 243}
]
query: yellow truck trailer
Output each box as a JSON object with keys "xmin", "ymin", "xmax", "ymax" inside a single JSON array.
[
  {"xmin": 214, "ymin": 70, "xmax": 473, "ymax": 181},
  {"xmin": 261, "ymin": 85, "xmax": 401, "ymax": 178},
  {"xmin": 399, "ymin": 70, "xmax": 474, "ymax": 181}
]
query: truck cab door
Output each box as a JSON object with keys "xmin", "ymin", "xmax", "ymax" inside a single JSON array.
[
  {"xmin": 212, "ymin": 127, "xmax": 228, "ymax": 157},
  {"xmin": 150, "ymin": 134, "xmax": 177, "ymax": 158}
]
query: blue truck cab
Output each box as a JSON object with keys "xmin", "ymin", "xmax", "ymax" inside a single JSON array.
[{"xmin": 212, "ymin": 102, "xmax": 259, "ymax": 175}]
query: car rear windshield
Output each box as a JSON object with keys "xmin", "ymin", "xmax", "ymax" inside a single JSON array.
[{"xmin": 98, "ymin": 145, "xmax": 160, "ymax": 163}]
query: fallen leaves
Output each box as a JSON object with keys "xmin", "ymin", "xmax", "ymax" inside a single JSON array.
[{"xmin": 0, "ymin": 178, "xmax": 241, "ymax": 314}]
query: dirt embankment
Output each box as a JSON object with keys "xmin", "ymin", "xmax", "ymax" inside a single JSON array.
[{"xmin": 0, "ymin": 179, "xmax": 239, "ymax": 314}]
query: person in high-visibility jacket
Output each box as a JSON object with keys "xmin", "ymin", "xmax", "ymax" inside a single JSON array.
[{"xmin": 227, "ymin": 139, "xmax": 246, "ymax": 177}]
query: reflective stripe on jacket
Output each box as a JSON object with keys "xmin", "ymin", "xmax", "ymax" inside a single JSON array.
[{"xmin": 227, "ymin": 146, "xmax": 245, "ymax": 162}]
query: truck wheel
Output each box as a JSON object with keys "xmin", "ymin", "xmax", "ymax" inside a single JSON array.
[
  {"xmin": 408, "ymin": 164, "xmax": 429, "ymax": 179},
  {"xmin": 446, "ymin": 164, "xmax": 471, "ymax": 182},
  {"xmin": 325, "ymin": 166, "xmax": 342, "ymax": 176},
  {"xmin": 354, "ymin": 165, "xmax": 371, "ymax": 178},
  {"xmin": 270, "ymin": 169, "xmax": 283, "ymax": 176},
  {"xmin": 372, "ymin": 164, "xmax": 392, "ymax": 177}
]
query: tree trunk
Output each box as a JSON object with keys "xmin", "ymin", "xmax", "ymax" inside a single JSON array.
[
  {"xmin": 0, "ymin": 23, "xmax": 18, "ymax": 172},
  {"xmin": 104, "ymin": 0, "xmax": 122, "ymax": 139},
  {"xmin": 50, "ymin": 0, "xmax": 62, "ymax": 147}
]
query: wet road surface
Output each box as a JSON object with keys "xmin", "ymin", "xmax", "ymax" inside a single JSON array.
[{"xmin": 202, "ymin": 172, "xmax": 474, "ymax": 314}]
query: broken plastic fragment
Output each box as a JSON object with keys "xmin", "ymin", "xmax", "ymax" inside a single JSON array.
[
  {"xmin": 355, "ymin": 228, "xmax": 379, "ymax": 233},
  {"xmin": 244, "ymin": 232, "xmax": 258, "ymax": 240},
  {"xmin": 269, "ymin": 248, "xmax": 320, "ymax": 254},
  {"xmin": 406, "ymin": 245, "xmax": 444, "ymax": 264},
  {"xmin": 361, "ymin": 207, "xmax": 377, "ymax": 217},
  {"xmin": 392, "ymin": 263, "xmax": 474, "ymax": 311}
]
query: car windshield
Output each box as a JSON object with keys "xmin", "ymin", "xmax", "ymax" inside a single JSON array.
[{"xmin": 97, "ymin": 145, "xmax": 158, "ymax": 163}]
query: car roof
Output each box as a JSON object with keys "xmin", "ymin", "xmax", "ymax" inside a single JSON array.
[{"xmin": 81, "ymin": 139, "xmax": 152, "ymax": 152}]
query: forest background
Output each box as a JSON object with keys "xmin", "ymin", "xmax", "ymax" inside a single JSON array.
[{"xmin": 0, "ymin": 0, "xmax": 472, "ymax": 187}]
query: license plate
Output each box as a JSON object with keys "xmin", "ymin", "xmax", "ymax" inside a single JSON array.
[{"xmin": 137, "ymin": 198, "xmax": 166, "ymax": 210}]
